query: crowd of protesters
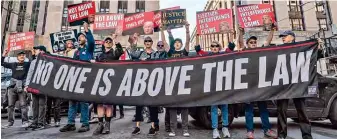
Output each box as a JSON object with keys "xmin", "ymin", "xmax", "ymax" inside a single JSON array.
[{"xmin": 1, "ymin": 20, "xmax": 323, "ymax": 139}]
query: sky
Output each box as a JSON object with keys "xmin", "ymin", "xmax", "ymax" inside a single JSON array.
[{"xmin": 160, "ymin": 0, "xmax": 208, "ymax": 44}]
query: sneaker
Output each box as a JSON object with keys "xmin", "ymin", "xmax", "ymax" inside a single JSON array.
[
  {"xmin": 264, "ymin": 129, "xmax": 277, "ymax": 138},
  {"xmin": 183, "ymin": 130, "xmax": 190, "ymax": 137},
  {"xmin": 27, "ymin": 123, "xmax": 38, "ymax": 130},
  {"xmin": 213, "ymin": 129, "xmax": 220, "ymax": 139},
  {"xmin": 154, "ymin": 124, "xmax": 159, "ymax": 132},
  {"xmin": 102, "ymin": 122, "xmax": 111, "ymax": 134},
  {"xmin": 120, "ymin": 115, "xmax": 124, "ymax": 119},
  {"xmin": 222, "ymin": 127, "xmax": 230, "ymax": 138},
  {"xmin": 246, "ymin": 131, "xmax": 254, "ymax": 139},
  {"xmin": 59, "ymin": 124, "xmax": 76, "ymax": 132},
  {"xmin": 55, "ymin": 122, "xmax": 60, "ymax": 127},
  {"xmin": 168, "ymin": 132, "xmax": 176, "ymax": 137},
  {"xmin": 2, "ymin": 122, "xmax": 14, "ymax": 129},
  {"xmin": 148, "ymin": 127, "xmax": 156, "ymax": 136},
  {"xmin": 21, "ymin": 122, "xmax": 29, "ymax": 128},
  {"xmin": 78, "ymin": 124, "xmax": 90, "ymax": 132},
  {"xmin": 37, "ymin": 123, "xmax": 45, "ymax": 130},
  {"xmin": 132, "ymin": 127, "xmax": 141, "ymax": 135},
  {"xmin": 146, "ymin": 118, "xmax": 151, "ymax": 123},
  {"xmin": 93, "ymin": 122, "xmax": 104, "ymax": 135}
]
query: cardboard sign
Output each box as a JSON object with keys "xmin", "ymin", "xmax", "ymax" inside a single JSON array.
[
  {"xmin": 123, "ymin": 11, "xmax": 154, "ymax": 35},
  {"xmin": 49, "ymin": 29, "xmax": 78, "ymax": 53},
  {"xmin": 196, "ymin": 9, "xmax": 233, "ymax": 35},
  {"xmin": 94, "ymin": 40, "xmax": 103, "ymax": 58},
  {"xmin": 161, "ymin": 9, "xmax": 186, "ymax": 30},
  {"xmin": 68, "ymin": 2, "xmax": 96, "ymax": 26},
  {"xmin": 153, "ymin": 6, "xmax": 181, "ymax": 32},
  {"xmin": 237, "ymin": 4, "xmax": 275, "ymax": 29},
  {"xmin": 7, "ymin": 32, "xmax": 35, "ymax": 51},
  {"xmin": 93, "ymin": 13, "xmax": 124, "ymax": 35}
]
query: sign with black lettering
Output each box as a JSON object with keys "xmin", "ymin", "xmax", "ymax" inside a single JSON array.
[
  {"xmin": 237, "ymin": 4, "xmax": 275, "ymax": 30},
  {"xmin": 49, "ymin": 29, "xmax": 78, "ymax": 53},
  {"xmin": 196, "ymin": 9, "xmax": 233, "ymax": 35},
  {"xmin": 27, "ymin": 40, "xmax": 318, "ymax": 107},
  {"xmin": 161, "ymin": 9, "xmax": 186, "ymax": 30}
]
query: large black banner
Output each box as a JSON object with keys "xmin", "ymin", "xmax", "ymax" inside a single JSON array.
[{"xmin": 27, "ymin": 40, "xmax": 318, "ymax": 107}]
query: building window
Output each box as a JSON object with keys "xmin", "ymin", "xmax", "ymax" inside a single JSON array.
[
  {"xmin": 315, "ymin": 2, "xmax": 328, "ymax": 31},
  {"xmin": 29, "ymin": 1, "xmax": 40, "ymax": 32},
  {"xmin": 61, "ymin": 0, "xmax": 73, "ymax": 31},
  {"xmin": 42, "ymin": 0, "xmax": 49, "ymax": 35},
  {"xmin": 2, "ymin": 1, "xmax": 14, "ymax": 51},
  {"xmin": 136, "ymin": 0, "xmax": 145, "ymax": 13},
  {"xmin": 16, "ymin": 1, "xmax": 27, "ymax": 32},
  {"xmin": 318, "ymin": 19, "xmax": 328, "ymax": 30},
  {"xmin": 118, "ymin": 0, "xmax": 128, "ymax": 13},
  {"xmin": 288, "ymin": 0, "xmax": 305, "ymax": 31},
  {"xmin": 100, "ymin": 0, "xmax": 110, "ymax": 13}
]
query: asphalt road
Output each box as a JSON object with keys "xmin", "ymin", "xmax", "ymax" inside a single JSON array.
[{"xmin": 1, "ymin": 109, "xmax": 337, "ymax": 139}]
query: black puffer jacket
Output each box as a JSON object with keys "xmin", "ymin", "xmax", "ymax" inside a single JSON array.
[{"xmin": 97, "ymin": 43, "xmax": 123, "ymax": 62}]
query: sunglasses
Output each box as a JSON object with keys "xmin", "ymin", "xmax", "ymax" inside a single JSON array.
[
  {"xmin": 105, "ymin": 41, "xmax": 112, "ymax": 44},
  {"xmin": 145, "ymin": 40, "xmax": 153, "ymax": 42},
  {"xmin": 249, "ymin": 41, "xmax": 257, "ymax": 44},
  {"xmin": 210, "ymin": 45, "xmax": 220, "ymax": 48},
  {"xmin": 157, "ymin": 45, "xmax": 164, "ymax": 47}
]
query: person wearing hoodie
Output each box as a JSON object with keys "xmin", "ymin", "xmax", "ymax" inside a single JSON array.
[
  {"xmin": 1, "ymin": 50, "xmax": 30, "ymax": 129},
  {"xmin": 194, "ymin": 31, "xmax": 236, "ymax": 139},
  {"xmin": 24, "ymin": 46, "xmax": 49, "ymax": 130},
  {"xmin": 92, "ymin": 35, "xmax": 123, "ymax": 135},
  {"xmin": 127, "ymin": 33, "xmax": 160, "ymax": 136},
  {"xmin": 60, "ymin": 21, "xmax": 94, "ymax": 133},
  {"xmin": 165, "ymin": 21, "xmax": 191, "ymax": 137},
  {"xmin": 238, "ymin": 26, "xmax": 278, "ymax": 139}
]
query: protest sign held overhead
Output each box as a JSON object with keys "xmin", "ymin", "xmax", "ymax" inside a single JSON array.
[
  {"xmin": 237, "ymin": 4, "xmax": 275, "ymax": 30},
  {"xmin": 49, "ymin": 29, "xmax": 78, "ymax": 53},
  {"xmin": 123, "ymin": 11, "xmax": 154, "ymax": 35},
  {"xmin": 93, "ymin": 40, "xmax": 104, "ymax": 58},
  {"xmin": 7, "ymin": 32, "xmax": 35, "ymax": 51},
  {"xmin": 161, "ymin": 9, "xmax": 186, "ymax": 30},
  {"xmin": 68, "ymin": 2, "xmax": 96, "ymax": 26},
  {"xmin": 27, "ymin": 40, "xmax": 318, "ymax": 107},
  {"xmin": 196, "ymin": 9, "xmax": 233, "ymax": 35},
  {"xmin": 93, "ymin": 13, "xmax": 124, "ymax": 35},
  {"xmin": 153, "ymin": 6, "xmax": 181, "ymax": 32}
]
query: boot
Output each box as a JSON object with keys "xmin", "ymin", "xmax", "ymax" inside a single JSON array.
[
  {"xmin": 102, "ymin": 122, "xmax": 110, "ymax": 134},
  {"xmin": 93, "ymin": 122, "xmax": 104, "ymax": 135}
]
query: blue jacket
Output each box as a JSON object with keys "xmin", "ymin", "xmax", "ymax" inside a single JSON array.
[{"xmin": 73, "ymin": 30, "xmax": 95, "ymax": 61}]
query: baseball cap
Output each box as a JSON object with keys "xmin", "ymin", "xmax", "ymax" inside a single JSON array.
[
  {"xmin": 144, "ymin": 36, "xmax": 153, "ymax": 42},
  {"xmin": 77, "ymin": 32, "xmax": 87, "ymax": 38},
  {"xmin": 33, "ymin": 45, "xmax": 47, "ymax": 53},
  {"xmin": 157, "ymin": 41, "xmax": 164, "ymax": 46},
  {"xmin": 17, "ymin": 50, "xmax": 26, "ymax": 55},
  {"xmin": 104, "ymin": 37, "xmax": 113, "ymax": 42},
  {"xmin": 246, "ymin": 36, "xmax": 258, "ymax": 44},
  {"xmin": 279, "ymin": 30, "xmax": 295, "ymax": 38}
]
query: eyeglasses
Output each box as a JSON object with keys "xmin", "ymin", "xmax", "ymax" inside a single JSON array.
[
  {"xmin": 145, "ymin": 40, "xmax": 152, "ymax": 42},
  {"xmin": 249, "ymin": 41, "xmax": 257, "ymax": 44},
  {"xmin": 210, "ymin": 45, "xmax": 220, "ymax": 48}
]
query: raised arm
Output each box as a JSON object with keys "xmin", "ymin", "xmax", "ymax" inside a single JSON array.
[
  {"xmin": 83, "ymin": 22, "xmax": 95, "ymax": 55},
  {"xmin": 238, "ymin": 27, "xmax": 245, "ymax": 51},
  {"xmin": 126, "ymin": 33, "xmax": 142, "ymax": 59},
  {"xmin": 184, "ymin": 21, "xmax": 191, "ymax": 52},
  {"xmin": 160, "ymin": 25, "xmax": 170, "ymax": 52},
  {"xmin": 264, "ymin": 24, "xmax": 276, "ymax": 47},
  {"xmin": 167, "ymin": 27, "xmax": 175, "ymax": 53},
  {"xmin": 1, "ymin": 50, "xmax": 14, "ymax": 69}
]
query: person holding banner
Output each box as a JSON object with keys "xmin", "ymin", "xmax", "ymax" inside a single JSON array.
[
  {"xmin": 165, "ymin": 21, "xmax": 191, "ymax": 137},
  {"xmin": 277, "ymin": 30, "xmax": 312, "ymax": 139},
  {"xmin": 24, "ymin": 46, "xmax": 49, "ymax": 130},
  {"xmin": 60, "ymin": 21, "xmax": 94, "ymax": 133},
  {"xmin": 238, "ymin": 26, "xmax": 278, "ymax": 139},
  {"xmin": 193, "ymin": 31, "xmax": 235, "ymax": 139},
  {"xmin": 92, "ymin": 35, "xmax": 123, "ymax": 135},
  {"xmin": 1, "ymin": 49, "xmax": 30, "ymax": 129},
  {"xmin": 127, "ymin": 34, "xmax": 160, "ymax": 136}
]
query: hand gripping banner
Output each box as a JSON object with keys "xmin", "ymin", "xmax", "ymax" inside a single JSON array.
[{"xmin": 27, "ymin": 40, "xmax": 318, "ymax": 107}]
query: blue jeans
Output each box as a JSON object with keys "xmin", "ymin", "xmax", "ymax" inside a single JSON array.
[
  {"xmin": 68, "ymin": 101, "xmax": 89, "ymax": 125},
  {"xmin": 245, "ymin": 101, "xmax": 271, "ymax": 133},
  {"xmin": 211, "ymin": 104, "xmax": 228, "ymax": 129}
]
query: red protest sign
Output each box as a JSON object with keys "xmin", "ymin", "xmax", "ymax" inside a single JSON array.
[
  {"xmin": 153, "ymin": 6, "xmax": 181, "ymax": 32},
  {"xmin": 68, "ymin": 2, "xmax": 96, "ymax": 26},
  {"xmin": 237, "ymin": 4, "xmax": 275, "ymax": 29},
  {"xmin": 93, "ymin": 13, "xmax": 124, "ymax": 35},
  {"xmin": 123, "ymin": 11, "xmax": 154, "ymax": 35},
  {"xmin": 7, "ymin": 32, "xmax": 35, "ymax": 51},
  {"xmin": 196, "ymin": 9, "xmax": 233, "ymax": 35}
]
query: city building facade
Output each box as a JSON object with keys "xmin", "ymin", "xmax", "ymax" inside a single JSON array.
[
  {"xmin": 190, "ymin": 0, "xmax": 337, "ymax": 51},
  {"xmin": 1, "ymin": 0, "xmax": 160, "ymax": 54}
]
